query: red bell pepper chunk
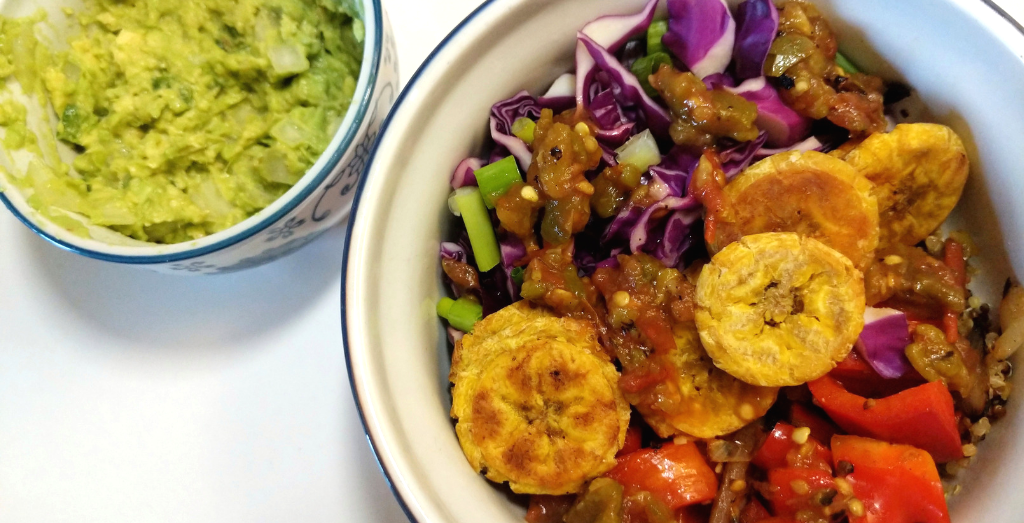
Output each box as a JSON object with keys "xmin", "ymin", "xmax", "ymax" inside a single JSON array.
[
  {"xmin": 606, "ymin": 442, "xmax": 718, "ymax": 510},
  {"xmin": 738, "ymin": 498, "xmax": 772, "ymax": 523},
  {"xmin": 844, "ymin": 466, "xmax": 951, "ymax": 523},
  {"xmin": 832, "ymin": 435, "xmax": 949, "ymax": 523},
  {"xmin": 752, "ymin": 422, "xmax": 832, "ymax": 471},
  {"xmin": 766, "ymin": 468, "xmax": 835, "ymax": 517},
  {"xmin": 832, "ymin": 435, "xmax": 941, "ymax": 484},
  {"xmin": 617, "ymin": 425, "xmax": 643, "ymax": 457},
  {"xmin": 808, "ymin": 375, "xmax": 963, "ymax": 463},
  {"xmin": 788, "ymin": 403, "xmax": 840, "ymax": 445}
]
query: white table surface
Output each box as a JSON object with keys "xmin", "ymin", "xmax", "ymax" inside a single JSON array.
[{"xmin": 0, "ymin": 1, "xmax": 1020, "ymax": 522}]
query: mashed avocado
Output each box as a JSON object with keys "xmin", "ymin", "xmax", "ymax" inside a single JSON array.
[{"xmin": 0, "ymin": 0, "xmax": 362, "ymax": 243}]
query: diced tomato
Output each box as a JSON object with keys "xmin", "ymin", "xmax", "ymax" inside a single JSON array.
[
  {"xmin": 752, "ymin": 422, "xmax": 832, "ymax": 472},
  {"xmin": 606, "ymin": 442, "xmax": 719, "ymax": 510},
  {"xmin": 788, "ymin": 403, "xmax": 840, "ymax": 445},
  {"xmin": 618, "ymin": 425, "xmax": 643, "ymax": 457},
  {"xmin": 525, "ymin": 495, "xmax": 574, "ymax": 523},
  {"xmin": 808, "ymin": 376, "xmax": 963, "ymax": 463},
  {"xmin": 738, "ymin": 498, "xmax": 772, "ymax": 523},
  {"xmin": 766, "ymin": 468, "xmax": 835, "ymax": 517}
]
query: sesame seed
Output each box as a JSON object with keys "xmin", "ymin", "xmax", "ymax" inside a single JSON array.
[
  {"xmin": 792, "ymin": 426, "xmax": 811, "ymax": 445},
  {"xmin": 576, "ymin": 180, "xmax": 595, "ymax": 195},
  {"xmin": 848, "ymin": 498, "xmax": 865, "ymax": 518},
  {"xmin": 730, "ymin": 480, "xmax": 747, "ymax": 492},
  {"xmin": 883, "ymin": 255, "xmax": 904, "ymax": 265},
  {"xmin": 834, "ymin": 477, "xmax": 853, "ymax": 496},
  {"xmin": 520, "ymin": 185, "xmax": 539, "ymax": 202},
  {"xmin": 739, "ymin": 403, "xmax": 755, "ymax": 420},
  {"xmin": 612, "ymin": 291, "xmax": 631, "ymax": 307},
  {"xmin": 790, "ymin": 480, "xmax": 810, "ymax": 496}
]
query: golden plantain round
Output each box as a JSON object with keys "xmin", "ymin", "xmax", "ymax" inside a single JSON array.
[
  {"xmin": 844, "ymin": 123, "xmax": 969, "ymax": 249},
  {"xmin": 695, "ymin": 232, "xmax": 866, "ymax": 387},
  {"xmin": 449, "ymin": 301, "xmax": 630, "ymax": 495},
  {"xmin": 629, "ymin": 322, "xmax": 778, "ymax": 439},
  {"xmin": 711, "ymin": 151, "xmax": 880, "ymax": 270}
]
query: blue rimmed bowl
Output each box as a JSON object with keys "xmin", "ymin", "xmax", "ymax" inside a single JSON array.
[
  {"xmin": 0, "ymin": 0, "xmax": 398, "ymax": 275},
  {"xmin": 344, "ymin": 0, "xmax": 1024, "ymax": 522}
]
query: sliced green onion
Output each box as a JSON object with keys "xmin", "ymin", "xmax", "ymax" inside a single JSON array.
[
  {"xmin": 511, "ymin": 117, "xmax": 536, "ymax": 144},
  {"xmin": 473, "ymin": 155, "xmax": 523, "ymax": 209},
  {"xmin": 447, "ymin": 187, "xmax": 475, "ymax": 216},
  {"xmin": 615, "ymin": 129, "xmax": 662, "ymax": 172},
  {"xmin": 510, "ymin": 266, "xmax": 525, "ymax": 287},
  {"xmin": 436, "ymin": 297, "xmax": 456, "ymax": 317},
  {"xmin": 630, "ymin": 52, "xmax": 673, "ymax": 97},
  {"xmin": 647, "ymin": 20, "xmax": 668, "ymax": 55},
  {"xmin": 437, "ymin": 296, "xmax": 483, "ymax": 333},
  {"xmin": 834, "ymin": 51, "xmax": 861, "ymax": 75},
  {"xmin": 453, "ymin": 186, "xmax": 501, "ymax": 272}
]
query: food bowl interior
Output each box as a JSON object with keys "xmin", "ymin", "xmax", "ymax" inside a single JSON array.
[
  {"xmin": 344, "ymin": 0, "xmax": 1024, "ymax": 521},
  {"xmin": 0, "ymin": 0, "xmax": 378, "ymax": 259}
]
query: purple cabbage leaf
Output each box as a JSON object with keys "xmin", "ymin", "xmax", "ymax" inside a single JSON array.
[
  {"xmin": 728, "ymin": 77, "xmax": 812, "ymax": 147},
  {"xmin": 490, "ymin": 91, "xmax": 541, "ymax": 170},
  {"xmin": 732, "ymin": 0, "xmax": 779, "ymax": 80},
  {"xmin": 663, "ymin": 0, "xmax": 736, "ymax": 79},
  {"xmin": 580, "ymin": 0, "xmax": 660, "ymax": 53}
]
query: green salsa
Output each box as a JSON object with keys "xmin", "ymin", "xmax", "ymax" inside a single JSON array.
[{"xmin": 0, "ymin": 0, "xmax": 363, "ymax": 243}]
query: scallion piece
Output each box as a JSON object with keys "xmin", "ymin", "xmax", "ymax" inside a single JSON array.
[
  {"xmin": 452, "ymin": 186, "xmax": 501, "ymax": 272},
  {"xmin": 511, "ymin": 117, "xmax": 536, "ymax": 144},
  {"xmin": 835, "ymin": 51, "xmax": 861, "ymax": 75},
  {"xmin": 615, "ymin": 129, "xmax": 662, "ymax": 172},
  {"xmin": 630, "ymin": 52, "xmax": 673, "ymax": 97},
  {"xmin": 436, "ymin": 296, "xmax": 483, "ymax": 333},
  {"xmin": 473, "ymin": 155, "xmax": 523, "ymax": 209},
  {"xmin": 510, "ymin": 266, "xmax": 525, "ymax": 287},
  {"xmin": 647, "ymin": 20, "xmax": 668, "ymax": 55}
]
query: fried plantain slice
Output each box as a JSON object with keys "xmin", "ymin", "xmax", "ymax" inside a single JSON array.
[
  {"xmin": 450, "ymin": 301, "xmax": 630, "ymax": 495},
  {"xmin": 844, "ymin": 123, "xmax": 969, "ymax": 248},
  {"xmin": 695, "ymin": 232, "xmax": 866, "ymax": 387},
  {"xmin": 632, "ymin": 322, "xmax": 778, "ymax": 439},
  {"xmin": 710, "ymin": 151, "xmax": 880, "ymax": 270}
]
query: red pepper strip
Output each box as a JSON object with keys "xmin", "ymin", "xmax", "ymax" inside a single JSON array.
[
  {"xmin": 751, "ymin": 422, "xmax": 832, "ymax": 472},
  {"xmin": 738, "ymin": 498, "xmax": 772, "ymax": 523},
  {"xmin": 606, "ymin": 442, "xmax": 719, "ymax": 510},
  {"xmin": 766, "ymin": 468, "xmax": 835, "ymax": 517},
  {"xmin": 808, "ymin": 376, "xmax": 963, "ymax": 463},
  {"xmin": 942, "ymin": 238, "xmax": 965, "ymax": 343},
  {"xmin": 844, "ymin": 466, "xmax": 951, "ymax": 523},
  {"xmin": 617, "ymin": 425, "xmax": 643, "ymax": 457},
  {"xmin": 788, "ymin": 403, "xmax": 840, "ymax": 445}
]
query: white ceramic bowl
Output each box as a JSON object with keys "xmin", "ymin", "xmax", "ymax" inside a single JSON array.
[
  {"xmin": 0, "ymin": 0, "xmax": 398, "ymax": 274},
  {"xmin": 344, "ymin": 0, "xmax": 1024, "ymax": 521}
]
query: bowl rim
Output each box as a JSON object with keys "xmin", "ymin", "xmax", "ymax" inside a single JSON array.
[
  {"xmin": 341, "ymin": 1, "xmax": 1024, "ymax": 522},
  {"xmin": 0, "ymin": 0, "xmax": 385, "ymax": 265}
]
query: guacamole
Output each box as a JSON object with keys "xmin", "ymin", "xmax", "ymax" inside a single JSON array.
[{"xmin": 0, "ymin": 0, "xmax": 363, "ymax": 243}]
